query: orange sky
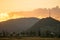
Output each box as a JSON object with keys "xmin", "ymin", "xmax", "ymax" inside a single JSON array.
[
  {"xmin": 0, "ymin": 0, "xmax": 60, "ymax": 12},
  {"xmin": 0, "ymin": 0, "xmax": 60, "ymax": 22}
]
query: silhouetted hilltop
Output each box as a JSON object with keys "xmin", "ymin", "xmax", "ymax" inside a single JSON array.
[
  {"xmin": 26, "ymin": 17, "xmax": 60, "ymax": 35},
  {"xmin": 0, "ymin": 17, "xmax": 39, "ymax": 32}
]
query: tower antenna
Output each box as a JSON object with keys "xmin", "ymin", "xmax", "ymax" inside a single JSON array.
[{"xmin": 49, "ymin": 9, "xmax": 51, "ymax": 17}]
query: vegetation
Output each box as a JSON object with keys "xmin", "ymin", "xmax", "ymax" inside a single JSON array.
[{"xmin": 0, "ymin": 30, "xmax": 60, "ymax": 38}]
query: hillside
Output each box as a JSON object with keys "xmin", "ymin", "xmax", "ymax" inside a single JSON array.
[
  {"xmin": 26, "ymin": 17, "xmax": 60, "ymax": 36},
  {"xmin": 0, "ymin": 17, "xmax": 39, "ymax": 32}
]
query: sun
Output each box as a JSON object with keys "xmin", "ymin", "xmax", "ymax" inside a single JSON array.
[
  {"xmin": 0, "ymin": 13, "xmax": 9, "ymax": 18},
  {"xmin": 0, "ymin": 13, "xmax": 25, "ymax": 22},
  {"xmin": 0, "ymin": 13, "xmax": 9, "ymax": 22}
]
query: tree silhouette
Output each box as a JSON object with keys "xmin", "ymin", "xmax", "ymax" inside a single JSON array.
[
  {"xmin": 29, "ymin": 31, "xmax": 36, "ymax": 36},
  {"xmin": 58, "ymin": 34, "xmax": 60, "ymax": 38},
  {"xmin": 10, "ymin": 32, "xmax": 16, "ymax": 37},
  {"xmin": 2, "ymin": 30, "xmax": 6, "ymax": 37},
  {"xmin": 25, "ymin": 32, "xmax": 29, "ymax": 36},
  {"xmin": 21, "ymin": 32, "xmax": 25, "ymax": 36},
  {"xmin": 46, "ymin": 30, "xmax": 50, "ymax": 37},
  {"xmin": 10, "ymin": 33, "xmax": 13, "ymax": 37},
  {"xmin": 16, "ymin": 33, "xmax": 20, "ymax": 37},
  {"xmin": 38, "ymin": 30, "xmax": 41, "ymax": 36},
  {"xmin": 0, "ymin": 32, "xmax": 2, "ymax": 37}
]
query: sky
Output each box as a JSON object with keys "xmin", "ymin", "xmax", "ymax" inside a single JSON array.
[
  {"xmin": 0, "ymin": 0, "xmax": 60, "ymax": 12},
  {"xmin": 0, "ymin": 0, "xmax": 60, "ymax": 22}
]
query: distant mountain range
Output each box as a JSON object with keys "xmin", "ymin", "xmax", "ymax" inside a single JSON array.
[
  {"xmin": 26, "ymin": 17, "xmax": 60, "ymax": 35},
  {"xmin": 0, "ymin": 17, "xmax": 60, "ymax": 36},
  {"xmin": 0, "ymin": 17, "xmax": 39, "ymax": 32}
]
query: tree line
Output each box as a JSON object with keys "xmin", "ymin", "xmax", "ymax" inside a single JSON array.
[{"xmin": 0, "ymin": 30, "xmax": 60, "ymax": 38}]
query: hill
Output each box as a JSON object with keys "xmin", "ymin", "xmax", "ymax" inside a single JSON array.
[
  {"xmin": 0, "ymin": 17, "xmax": 39, "ymax": 32},
  {"xmin": 26, "ymin": 17, "xmax": 60, "ymax": 36}
]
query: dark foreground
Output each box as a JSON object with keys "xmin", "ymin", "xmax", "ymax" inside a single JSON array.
[{"xmin": 0, "ymin": 37, "xmax": 60, "ymax": 40}]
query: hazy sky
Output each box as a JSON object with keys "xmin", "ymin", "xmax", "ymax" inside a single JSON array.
[
  {"xmin": 0, "ymin": 0, "xmax": 60, "ymax": 12},
  {"xmin": 0, "ymin": 0, "xmax": 60, "ymax": 22}
]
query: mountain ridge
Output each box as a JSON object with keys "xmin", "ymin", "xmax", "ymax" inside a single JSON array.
[
  {"xmin": 26, "ymin": 17, "xmax": 60, "ymax": 36},
  {"xmin": 0, "ymin": 17, "xmax": 39, "ymax": 32}
]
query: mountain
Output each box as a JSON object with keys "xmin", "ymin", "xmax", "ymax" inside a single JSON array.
[
  {"xmin": 26, "ymin": 17, "xmax": 60, "ymax": 35},
  {"xmin": 0, "ymin": 17, "xmax": 39, "ymax": 32}
]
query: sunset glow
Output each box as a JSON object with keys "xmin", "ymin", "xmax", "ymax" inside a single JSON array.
[
  {"xmin": 0, "ymin": 13, "xmax": 8, "ymax": 18},
  {"xmin": 0, "ymin": 12, "xmax": 25, "ymax": 22},
  {"xmin": 0, "ymin": 0, "xmax": 60, "ymax": 12},
  {"xmin": 0, "ymin": 0, "xmax": 60, "ymax": 22},
  {"xmin": 0, "ymin": 13, "xmax": 9, "ymax": 22}
]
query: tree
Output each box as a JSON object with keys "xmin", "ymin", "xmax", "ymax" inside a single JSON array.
[
  {"xmin": 38, "ymin": 30, "xmax": 41, "ymax": 36},
  {"xmin": 46, "ymin": 30, "xmax": 50, "ymax": 37},
  {"xmin": 2, "ymin": 30, "xmax": 6, "ymax": 37},
  {"xmin": 10, "ymin": 32, "xmax": 16, "ymax": 37},
  {"xmin": 29, "ymin": 31, "xmax": 36, "ymax": 36},
  {"xmin": 16, "ymin": 33, "xmax": 20, "ymax": 37},
  {"xmin": 10, "ymin": 33, "xmax": 13, "ymax": 37},
  {"xmin": 0, "ymin": 32, "xmax": 2, "ymax": 37},
  {"xmin": 21, "ymin": 32, "xmax": 25, "ymax": 36},
  {"xmin": 25, "ymin": 32, "xmax": 29, "ymax": 36}
]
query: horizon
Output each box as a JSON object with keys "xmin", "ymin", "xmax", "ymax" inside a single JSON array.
[
  {"xmin": 0, "ymin": 17, "xmax": 60, "ymax": 23},
  {"xmin": 0, "ymin": 6, "xmax": 60, "ymax": 22},
  {"xmin": 0, "ymin": 7, "xmax": 60, "ymax": 22}
]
